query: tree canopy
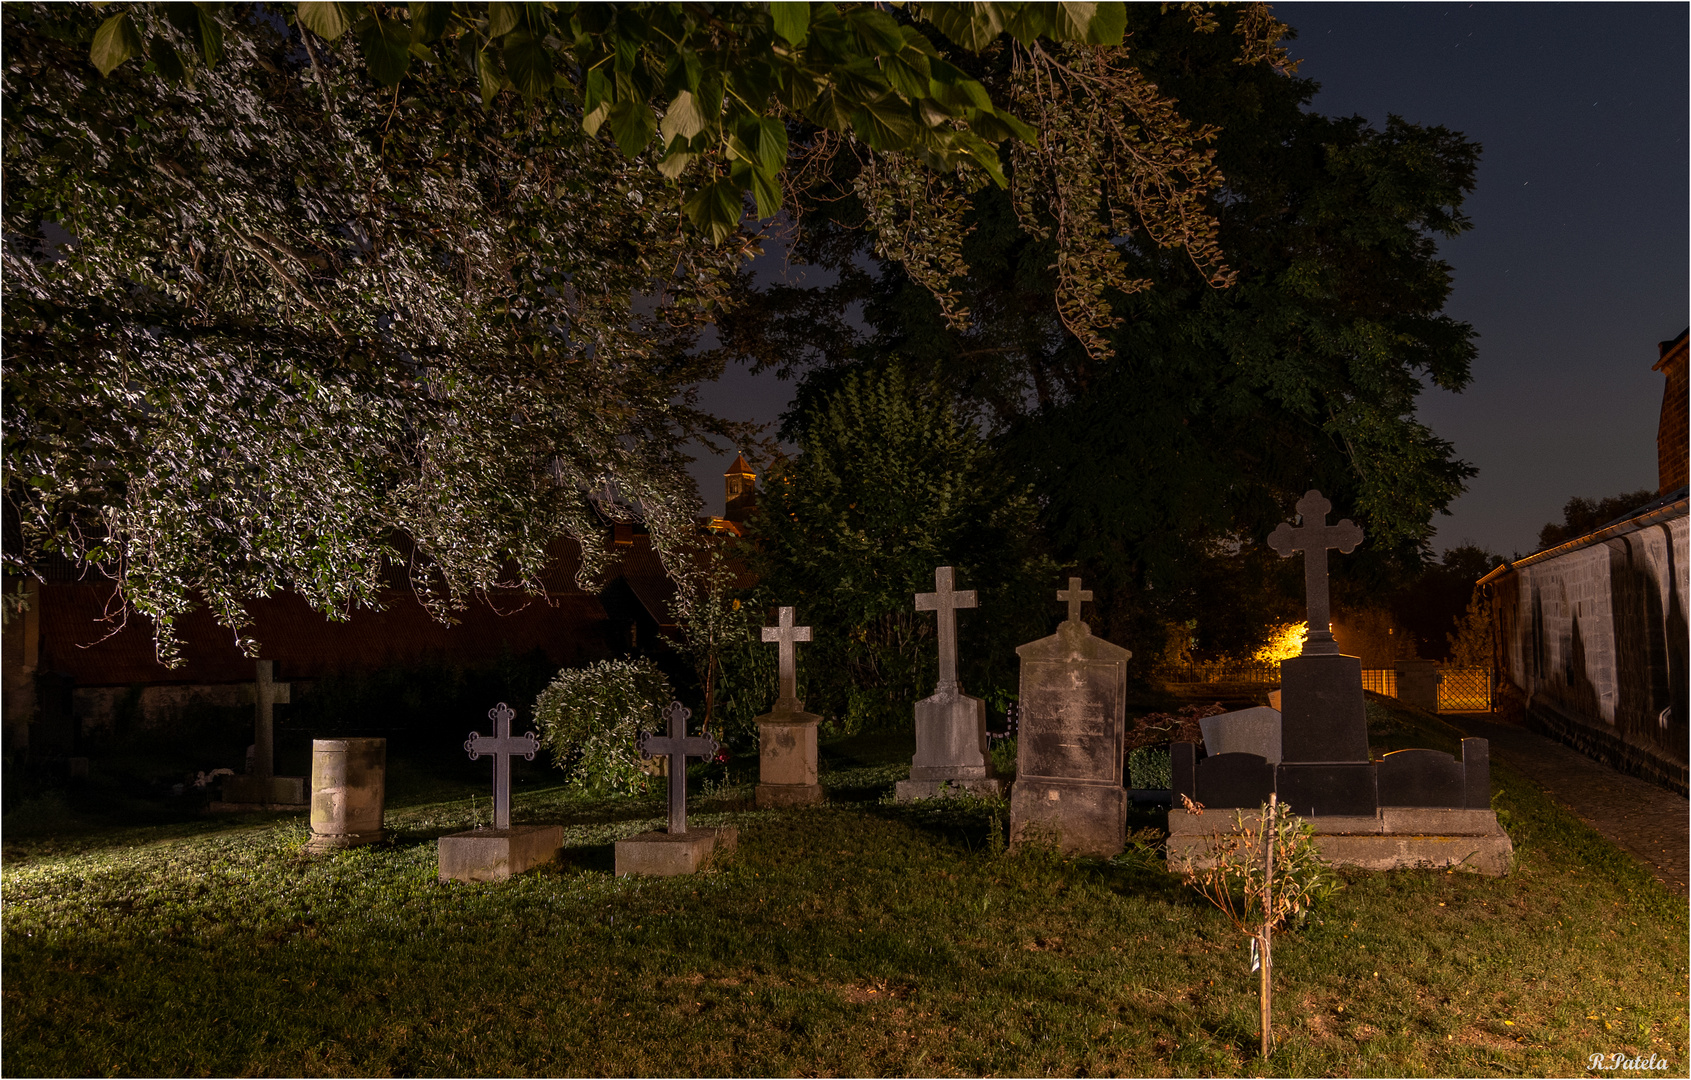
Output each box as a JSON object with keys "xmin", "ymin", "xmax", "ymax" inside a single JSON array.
[
  {"xmin": 710, "ymin": 5, "xmax": 1481, "ymax": 654},
  {"xmin": 5, "ymin": 1, "xmax": 1279, "ymax": 665}
]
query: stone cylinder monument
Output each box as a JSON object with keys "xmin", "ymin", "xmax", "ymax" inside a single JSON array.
[{"xmin": 308, "ymin": 737, "xmax": 387, "ymax": 851}]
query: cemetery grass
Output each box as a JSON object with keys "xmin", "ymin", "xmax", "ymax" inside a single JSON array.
[{"xmin": 3, "ymin": 702, "xmax": 1686, "ymax": 1077}]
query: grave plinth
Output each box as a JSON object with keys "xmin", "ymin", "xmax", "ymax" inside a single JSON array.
[
  {"xmin": 615, "ymin": 826, "xmax": 738, "ymax": 876},
  {"xmin": 896, "ymin": 567, "xmax": 1003, "ymax": 801},
  {"xmin": 439, "ymin": 825, "xmax": 564, "ymax": 882},
  {"xmin": 1009, "ymin": 579, "xmax": 1130, "ymax": 855},
  {"xmin": 1167, "ymin": 802, "xmax": 1512, "ymax": 877},
  {"xmin": 308, "ymin": 738, "xmax": 387, "ymax": 851},
  {"xmin": 755, "ymin": 606, "xmax": 824, "ymax": 809},
  {"xmin": 1280, "ymin": 653, "xmax": 1370, "ymax": 764},
  {"xmin": 1394, "ymin": 659, "xmax": 1441, "ymax": 712},
  {"xmin": 616, "ymin": 702, "xmax": 734, "ymax": 876}
]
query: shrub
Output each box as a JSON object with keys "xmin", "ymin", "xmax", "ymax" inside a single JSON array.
[
  {"xmin": 532, "ymin": 659, "xmax": 674, "ymax": 796},
  {"xmin": 1126, "ymin": 745, "xmax": 1171, "ymax": 789}
]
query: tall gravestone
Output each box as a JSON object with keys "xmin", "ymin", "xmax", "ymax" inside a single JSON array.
[
  {"xmin": 1265, "ymin": 491, "xmax": 1376, "ymax": 816},
  {"xmin": 1167, "ymin": 490, "xmax": 1512, "ymax": 875},
  {"xmin": 616, "ymin": 702, "xmax": 739, "ymax": 875},
  {"xmin": 438, "ymin": 703, "xmax": 563, "ymax": 882},
  {"xmin": 218, "ymin": 660, "xmax": 307, "ymax": 808},
  {"xmin": 755, "ymin": 606, "xmax": 824, "ymax": 808},
  {"xmin": 1010, "ymin": 578, "xmax": 1132, "ymax": 855},
  {"xmin": 896, "ymin": 566, "xmax": 1003, "ymax": 801}
]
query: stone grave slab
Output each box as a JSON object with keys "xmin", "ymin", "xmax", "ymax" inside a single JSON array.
[
  {"xmin": 1167, "ymin": 805, "xmax": 1512, "ymax": 877},
  {"xmin": 897, "ymin": 567, "xmax": 1002, "ymax": 800},
  {"xmin": 1009, "ymin": 578, "xmax": 1130, "ymax": 854},
  {"xmin": 1199, "ymin": 706, "xmax": 1282, "ymax": 763},
  {"xmin": 1190, "ymin": 752, "xmax": 1277, "ymax": 810},
  {"xmin": 308, "ymin": 737, "xmax": 387, "ymax": 851},
  {"xmin": 755, "ymin": 606, "xmax": 823, "ymax": 809},
  {"xmin": 439, "ymin": 703, "xmax": 560, "ymax": 882},
  {"xmin": 616, "ymin": 702, "xmax": 732, "ymax": 875}
]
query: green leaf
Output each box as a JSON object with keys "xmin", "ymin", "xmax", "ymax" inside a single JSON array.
[
  {"xmin": 851, "ymin": 95, "xmax": 920, "ymax": 151},
  {"xmin": 846, "ymin": 8, "xmax": 906, "ymax": 55},
  {"xmin": 927, "ymin": 59, "xmax": 991, "ymax": 109},
  {"xmin": 148, "ymin": 35, "xmax": 186, "ymax": 83},
  {"xmin": 921, "ymin": 3, "xmax": 1004, "ymax": 52},
  {"xmin": 1003, "ymin": 4, "xmax": 1052, "ymax": 45},
  {"xmin": 476, "ymin": 48, "xmax": 505, "ymax": 104},
  {"xmin": 605, "ymin": 99, "xmax": 656, "ymax": 158},
  {"xmin": 296, "ymin": 1, "xmax": 352, "ymax": 42},
  {"xmin": 683, "ymin": 179, "xmax": 744, "ymax": 244},
  {"xmin": 358, "ymin": 13, "xmax": 412, "ymax": 86},
  {"xmin": 410, "ymin": 1, "xmax": 453, "ymax": 43},
  {"xmin": 656, "ymin": 138, "xmax": 696, "ymax": 180},
  {"xmin": 770, "ymin": 1, "xmax": 811, "ymax": 46},
  {"xmin": 744, "ymin": 164, "xmax": 783, "ymax": 218},
  {"xmin": 502, "ymin": 30, "xmax": 553, "ymax": 98},
  {"xmin": 881, "ymin": 53, "xmax": 931, "ymax": 100},
  {"xmin": 486, "ymin": 2, "xmax": 520, "ymax": 38},
  {"xmin": 660, "ymin": 90, "xmax": 708, "ymax": 144},
  {"xmin": 89, "ymin": 13, "xmax": 144, "ymax": 77},
  {"xmin": 1078, "ymin": 2, "xmax": 1126, "ymax": 45}
]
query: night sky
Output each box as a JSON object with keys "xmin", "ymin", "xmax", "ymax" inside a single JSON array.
[{"xmin": 688, "ymin": 3, "xmax": 1690, "ymax": 560}]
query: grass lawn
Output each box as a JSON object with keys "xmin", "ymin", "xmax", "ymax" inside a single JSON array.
[{"xmin": 3, "ymin": 696, "xmax": 1685, "ymax": 1077}]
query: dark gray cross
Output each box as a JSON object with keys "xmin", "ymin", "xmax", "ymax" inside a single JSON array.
[
  {"xmin": 637, "ymin": 701, "xmax": 720, "ymax": 834},
  {"xmin": 915, "ymin": 566, "xmax": 977, "ymax": 695},
  {"xmin": 1267, "ymin": 490, "xmax": 1364, "ymax": 656},
  {"xmin": 1057, "ymin": 577, "xmax": 1093, "ymax": 625},
  {"xmin": 247, "ymin": 660, "xmax": 291, "ymax": 780},
  {"xmin": 761, "ymin": 606, "xmax": 812, "ymax": 711},
  {"xmin": 464, "ymin": 702, "xmax": 540, "ymax": 830}
]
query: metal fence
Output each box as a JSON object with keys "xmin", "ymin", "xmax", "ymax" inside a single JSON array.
[{"xmin": 1168, "ymin": 663, "xmax": 1493, "ymax": 712}]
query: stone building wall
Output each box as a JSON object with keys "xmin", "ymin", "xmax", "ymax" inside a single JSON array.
[{"xmin": 1497, "ymin": 510, "xmax": 1688, "ymax": 792}]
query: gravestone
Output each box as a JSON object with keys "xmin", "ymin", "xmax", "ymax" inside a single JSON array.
[
  {"xmin": 308, "ymin": 738, "xmax": 387, "ymax": 851},
  {"xmin": 1199, "ymin": 706, "xmax": 1282, "ymax": 763},
  {"xmin": 218, "ymin": 660, "xmax": 308, "ymax": 809},
  {"xmin": 895, "ymin": 567, "xmax": 1003, "ymax": 801},
  {"xmin": 756, "ymin": 606, "xmax": 824, "ymax": 808},
  {"xmin": 616, "ymin": 702, "xmax": 739, "ymax": 876},
  {"xmin": 1167, "ymin": 491, "xmax": 1512, "ymax": 875},
  {"xmin": 438, "ymin": 703, "xmax": 563, "ymax": 882},
  {"xmin": 1009, "ymin": 578, "xmax": 1131, "ymax": 855}
]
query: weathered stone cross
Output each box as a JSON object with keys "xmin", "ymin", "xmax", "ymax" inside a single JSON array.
[
  {"xmin": 464, "ymin": 702, "xmax": 540, "ymax": 830},
  {"xmin": 637, "ymin": 701, "xmax": 720, "ymax": 834},
  {"xmin": 761, "ymin": 606, "xmax": 812, "ymax": 711},
  {"xmin": 1266, "ymin": 490, "xmax": 1364, "ymax": 656},
  {"xmin": 915, "ymin": 566, "xmax": 977, "ymax": 695},
  {"xmin": 1057, "ymin": 577, "xmax": 1093, "ymax": 625},
  {"xmin": 246, "ymin": 660, "xmax": 291, "ymax": 781}
]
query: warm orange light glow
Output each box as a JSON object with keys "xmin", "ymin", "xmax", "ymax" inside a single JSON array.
[{"xmin": 1253, "ymin": 621, "xmax": 1308, "ymax": 664}]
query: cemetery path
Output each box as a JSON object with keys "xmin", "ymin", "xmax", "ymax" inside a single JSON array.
[{"xmin": 1446, "ymin": 712, "xmax": 1688, "ymax": 893}]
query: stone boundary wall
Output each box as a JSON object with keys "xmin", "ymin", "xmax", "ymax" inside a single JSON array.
[{"xmin": 1496, "ymin": 512, "xmax": 1688, "ymax": 793}]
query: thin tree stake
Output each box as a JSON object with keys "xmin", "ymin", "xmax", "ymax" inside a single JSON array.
[{"xmin": 1261, "ymin": 792, "xmax": 1276, "ymax": 1058}]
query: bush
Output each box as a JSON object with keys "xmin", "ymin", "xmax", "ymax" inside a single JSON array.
[
  {"xmin": 1126, "ymin": 745, "xmax": 1171, "ymax": 789},
  {"xmin": 532, "ymin": 659, "xmax": 674, "ymax": 796}
]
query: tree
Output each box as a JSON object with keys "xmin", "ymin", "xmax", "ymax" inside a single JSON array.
[
  {"xmin": 711, "ymin": 6, "xmax": 1481, "ymax": 650},
  {"xmin": 744, "ymin": 363, "xmax": 1055, "ymax": 732},
  {"xmin": 6, "ymin": 1, "xmax": 1247, "ymax": 665},
  {"xmin": 5, "ymin": 3, "xmax": 752, "ymax": 663},
  {"xmin": 1536, "ymin": 490, "xmax": 1659, "ymax": 551}
]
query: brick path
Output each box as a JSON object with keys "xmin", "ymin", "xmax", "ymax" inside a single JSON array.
[{"xmin": 1446, "ymin": 712, "xmax": 1688, "ymax": 893}]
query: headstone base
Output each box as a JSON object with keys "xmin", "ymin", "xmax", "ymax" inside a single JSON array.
[
  {"xmin": 437, "ymin": 824, "xmax": 563, "ymax": 882},
  {"xmin": 307, "ymin": 828, "xmax": 386, "ymax": 852},
  {"xmin": 218, "ymin": 774, "xmax": 308, "ymax": 808},
  {"xmin": 1166, "ymin": 807, "xmax": 1512, "ymax": 877},
  {"xmin": 894, "ymin": 777, "xmax": 1004, "ymax": 801},
  {"xmin": 757, "ymin": 712, "xmax": 820, "ymax": 791},
  {"xmin": 756, "ymin": 782, "xmax": 824, "ymax": 808},
  {"xmin": 615, "ymin": 826, "xmax": 739, "ymax": 876},
  {"xmin": 1009, "ymin": 780, "xmax": 1125, "ymax": 856}
]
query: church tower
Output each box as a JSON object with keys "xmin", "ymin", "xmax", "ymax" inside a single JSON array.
[{"xmin": 724, "ymin": 453, "xmax": 757, "ymax": 523}]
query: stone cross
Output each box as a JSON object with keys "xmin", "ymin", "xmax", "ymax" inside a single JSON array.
[
  {"xmin": 464, "ymin": 702, "xmax": 540, "ymax": 830},
  {"xmin": 761, "ymin": 606, "xmax": 812, "ymax": 711},
  {"xmin": 248, "ymin": 660, "xmax": 291, "ymax": 781},
  {"xmin": 1266, "ymin": 490, "xmax": 1364, "ymax": 656},
  {"xmin": 1057, "ymin": 577, "xmax": 1093, "ymax": 625},
  {"xmin": 637, "ymin": 701, "xmax": 720, "ymax": 834},
  {"xmin": 915, "ymin": 566, "xmax": 977, "ymax": 695}
]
